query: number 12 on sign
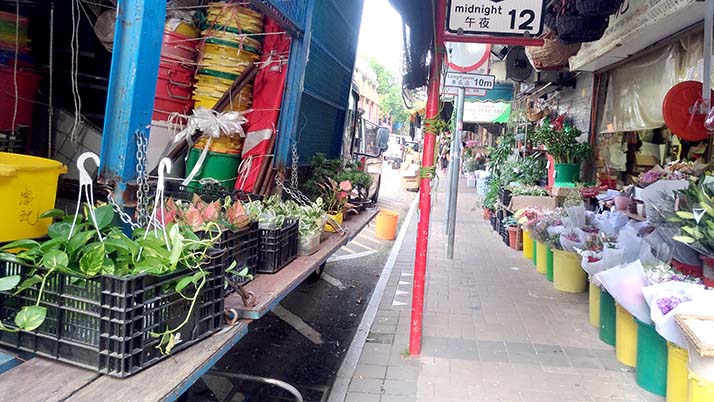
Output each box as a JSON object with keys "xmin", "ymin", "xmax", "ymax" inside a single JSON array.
[{"xmin": 447, "ymin": 0, "xmax": 545, "ymax": 37}]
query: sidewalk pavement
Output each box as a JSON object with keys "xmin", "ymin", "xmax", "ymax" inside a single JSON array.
[{"xmin": 332, "ymin": 178, "xmax": 666, "ymax": 402}]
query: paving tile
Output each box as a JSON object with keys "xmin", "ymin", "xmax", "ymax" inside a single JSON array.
[
  {"xmin": 422, "ymin": 336, "xmax": 479, "ymax": 361},
  {"xmin": 477, "ymin": 340, "xmax": 508, "ymax": 363},
  {"xmin": 381, "ymin": 379, "xmax": 416, "ymax": 396},
  {"xmin": 505, "ymin": 342, "xmax": 539, "ymax": 365},
  {"xmin": 354, "ymin": 364, "xmax": 387, "ymax": 380},
  {"xmin": 348, "ymin": 378, "xmax": 383, "ymax": 394},
  {"xmin": 386, "ymin": 365, "xmax": 419, "ymax": 382},
  {"xmin": 345, "ymin": 392, "xmax": 381, "ymax": 402},
  {"xmin": 533, "ymin": 343, "xmax": 572, "ymax": 367}
]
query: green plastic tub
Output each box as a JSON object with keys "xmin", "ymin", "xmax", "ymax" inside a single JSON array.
[
  {"xmin": 554, "ymin": 163, "xmax": 580, "ymax": 184},
  {"xmin": 532, "ymin": 239, "xmax": 537, "ymax": 266},
  {"xmin": 635, "ymin": 318, "xmax": 668, "ymax": 396},
  {"xmin": 185, "ymin": 147, "xmax": 242, "ymax": 192},
  {"xmin": 599, "ymin": 291, "xmax": 616, "ymax": 346},
  {"xmin": 546, "ymin": 246, "xmax": 554, "ymax": 282}
]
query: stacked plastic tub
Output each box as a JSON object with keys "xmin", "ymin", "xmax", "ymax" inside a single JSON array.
[
  {"xmin": 194, "ymin": 3, "xmax": 263, "ymax": 112},
  {"xmin": 152, "ymin": 26, "xmax": 200, "ymax": 122}
]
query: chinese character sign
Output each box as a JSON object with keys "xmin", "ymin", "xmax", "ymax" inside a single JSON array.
[{"xmin": 447, "ymin": 0, "xmax": 545, "ymax": 37}]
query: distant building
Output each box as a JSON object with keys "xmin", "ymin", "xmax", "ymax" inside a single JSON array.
[{"xmin": 353, "ymin": 59, "xmax": 380, "ymax": 125}]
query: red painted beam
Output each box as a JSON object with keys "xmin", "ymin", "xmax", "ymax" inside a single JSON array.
[{"xmin": 442, "ymin": 34, "xmax": 544, "ymax": 47}]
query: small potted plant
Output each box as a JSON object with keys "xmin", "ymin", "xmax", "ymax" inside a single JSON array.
[
  {"xmin": 532, "ymin": 119, "xmax": 592, "ymax": 185},
  {"xmin": 320, "ymin": 179, "xmax": 352, "ymax": 232},
  {"xmin": 504, "ymin": 216, "xmax": 521, "ymax": 250}
]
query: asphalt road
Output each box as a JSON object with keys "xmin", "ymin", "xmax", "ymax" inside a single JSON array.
[{"xmin": 186, "ymin": 163, "xmax": 415, "ymax": 402}]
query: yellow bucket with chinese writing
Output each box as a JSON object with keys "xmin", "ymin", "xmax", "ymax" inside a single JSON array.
[{"xmin": 0, "ymin": 153, "xmax": 67, "ymax": 242}]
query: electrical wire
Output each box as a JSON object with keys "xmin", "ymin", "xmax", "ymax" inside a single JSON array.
[
  {"xmin": 11, "ymin": 0, "xmax": 19, "ymax": 133},
  {"xmin": 69, "ymin": 0, "xmax": 83, "ymax": 144},
  {"xmin": 48, "ymin": 2, "xmax": 54, "ymax": 157}
]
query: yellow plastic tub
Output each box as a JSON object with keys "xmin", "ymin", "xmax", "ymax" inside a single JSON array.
[
  {"xmin": 522, "ymin": 230, "xmax": 534, "ymax": 260},
  {"xmin": 376, "ymin": 210, "xmax": 399, "ymax": 240},
  {"xmin": 589, "ymin": 281, "xmax": 601, "ymax": 328},
  {"xmin": 668, "ymin": 343, "xmax": 688, "ymax": 402},
  {"xmin": 0, "ymin": 153, "xmax": 67, "ymax": 242},
  {"xmin": 689, "ymin": 370, "xmax": 714, "ymax": 402},
  {"xmin": 325, "ymin": 211, "xmax": 344, "ymax": 233},
  {"xmin": 552, "ymin": 249, "xmax": 587, "ymax": 293},
  {"xmin": 536, "ymin": 241, "xmax": 547, "ymax": 274},
  {"xmin": 615, "ymin": 304, "xmax": 638, "ymax": 367}
]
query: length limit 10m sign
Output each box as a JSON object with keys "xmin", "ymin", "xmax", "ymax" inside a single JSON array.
[{"xmin": 447, "ymin": 0, "xmax": 545, "ymax": 37}]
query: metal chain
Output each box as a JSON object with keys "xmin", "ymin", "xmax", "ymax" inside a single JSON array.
[
  {"xmin": 107, "ymin": 192, "xmax": 140, "ymax": 230},
  {"xmin": 274, "ymin": 143, "xmax": 312, "ymax": 205},
  {"xmin": 290, "ymin": 144, "xmax": 300, "ymax": 190},
  {"xmin": 135, "ymin": 131, "xmax": 151, "ymax": 227}
]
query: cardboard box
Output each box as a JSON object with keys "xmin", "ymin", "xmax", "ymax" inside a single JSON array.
[{"xmin": 510, "ymin": 196, "xmax": 558, "ymax": 211}]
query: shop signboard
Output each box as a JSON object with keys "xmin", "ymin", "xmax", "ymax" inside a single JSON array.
[
  {"xmin": 570, "ymin": 0, "xmax": 701, "ymax": 71},
  {"xmin": 445, "ymin": 72, "xmax": 496, "ymax": 90},
  {"xmin": 446, "ymin": 0, "xmax": 545, "ymax": 37},
  {"xmin": 463, "ymin": 101, "xmax": 511, "ymax": 123}
]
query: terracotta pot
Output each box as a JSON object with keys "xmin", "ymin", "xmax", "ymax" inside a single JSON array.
[
  {"xmin": 483, "ymin": 208, "xmax": 491, "ymax": 220},
  {"xmin": 507, "ymin": 226, "xmax": 521, "ymax": 250}
]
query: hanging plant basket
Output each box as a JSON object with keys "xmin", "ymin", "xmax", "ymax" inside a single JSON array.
[
  {"xmin": 576, "ymin": 0, "xmax": 623, "ymax": 16},
  {"xmin": 556, "ymin": 15, "xmax": 609, "ymax": 43},
  {"xmin": 526, "ymin": 31, "xmax": 581, "ymax": 71}
]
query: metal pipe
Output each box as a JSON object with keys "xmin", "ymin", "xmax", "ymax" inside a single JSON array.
[
  {"xmin": 446, "ymin": 87, "xmax": 464, "ymax": 259},
  {"xmin": 409, "ymin": 55, "xmax": 441, "ymax": 357},
  {"xmin": 704, "ymin": 0, "xmax": 714, "ymax": 162}
]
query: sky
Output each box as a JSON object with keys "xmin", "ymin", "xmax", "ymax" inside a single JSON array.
[{"xmin": 356, "ymin": 0, "xmax": 404, "ymax": 75}]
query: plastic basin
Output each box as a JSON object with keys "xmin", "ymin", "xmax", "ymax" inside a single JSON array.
[
  {"xmin": 185, "ymin": 147, "xmax": 242, "ymax": 192},
  {"xmin": 554, "ymin": 162, "xmax": 580, "ymax": 184},
  {"xmin": 0, "ymin": 153, "xmax": 67, "ymax": 242},
  {"xmin": 523, "ymin": 230, "xmax": 534, "ymax": 260},
  {"xmin": 376, "ymin": 210, "xmax": 399, "ymax": 240},
  {"xmin": 589, "ymin": 282, "xmax": 601, "ymax": 328},
  {"xmin": 635, "ymin": 318, "xmax": 668, "ymax": 396},
  {"xmin": 552, "ymin": 249, "xmax": 587, "ymax": 293},
  {"xmin": 536, "ymin": 241, "xmax": 547, "ymax": 274},
  {"xmin": 599, "ymin": 291, "xmax": 616, "ymax": 346},
  {"xmin": 667, "ymin": 342, "xmax": 688, "ymax": 402},
  {"xmin": 615, "ymin": 304, "xmax": 637, "ymax": 367}
]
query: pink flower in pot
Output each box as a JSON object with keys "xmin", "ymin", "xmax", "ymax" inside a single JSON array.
[
  {"xmin": 339, "ymin": 180, "xmax": 353, "ymax": 192},
  {"xmin": 614, "ymin": 195, "xmax": 631, "ymax": 211}
]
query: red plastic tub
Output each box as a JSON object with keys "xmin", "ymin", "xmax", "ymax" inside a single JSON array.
[
  {"xmin": 152, "ymin": 95, "xmax": 193, "ymax": 121},
  {"xmin": 158, "ymin": 61, "xmax": 194, "ymax": 85},
  {"xmin": 672, "ymin": 259, "xmax": 703, "ymax": 278},
  {"xmin": 0, "ymin": 66, "xmax": 41, "ymax": 130},
  {"xmin": 155, "ymin": 75, "xmax": 192, "ymax": 100},
  {"xmin": 161, "ymin": 31, "xmax": 198, "ymax": 63}
]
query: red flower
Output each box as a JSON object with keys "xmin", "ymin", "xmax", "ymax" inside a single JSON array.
[{"xmin": 339, "ymin": 180, "xmax": 353, "ymax": 192}]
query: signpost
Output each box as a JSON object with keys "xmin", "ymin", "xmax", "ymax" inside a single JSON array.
[
  {"xmin": 445, "ymin": 72, "xmax": 495, "ymax": 90},
  {"xmin": 447, "ymin": 0, "xmax": 546, "ymax": 37}
]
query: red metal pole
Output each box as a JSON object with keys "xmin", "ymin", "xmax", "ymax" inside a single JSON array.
[{"xmin": 409, "ymin": 55, "xmax": 441, "ymax": 356}]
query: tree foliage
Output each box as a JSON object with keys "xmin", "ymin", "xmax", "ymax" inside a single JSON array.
[{"xmin": 368, "ymin": 59, "xmax": 409, "ymax": 130}]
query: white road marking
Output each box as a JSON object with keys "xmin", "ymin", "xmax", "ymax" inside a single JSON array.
[
  {"xmin": 327, "ymin": 249, "xmax": 378, "ymax": 262},
  {"xmin": 341, "ymin": 246, "xmax": 357, "ymax": 254},
  {"xmin": 357, "ymin": 235, "xmax": 382, "ymax": 245},
  {"xmin": 272, "ymin": 304, "xmax": 324, "ymax": 345},
  {"xmin": 392, "ymin": 300, "xmax": 407, "ymax": 307},
  {"xmin": 320, "ymin": 273, "xmax": 346, "ymax": 290},
  {"xmin": 395, "ymin": 289, "xmax": 407, "ymax": 296},
  {"xmin": 350, "ymin": 240, "xmax": 375, "ymax": 251},
  {"xmin": 398, "ymin": 280, "xmax": 410, "ymax": 285}
]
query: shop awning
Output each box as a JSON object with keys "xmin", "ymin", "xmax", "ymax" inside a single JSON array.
[{"xmin": 464, "ymin": 83, "xmax": 514, "ymax": 103}]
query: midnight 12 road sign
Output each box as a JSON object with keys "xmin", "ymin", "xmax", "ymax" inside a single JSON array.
[{"xmin": 447, "ymin": 0, "xmax": 545, "ymax": 37}]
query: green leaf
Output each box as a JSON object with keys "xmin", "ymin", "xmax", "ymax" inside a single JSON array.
[
  {"xmin": 225, "ymin": 261, "xmax": 237, "ymax": 273},
  {"xmin": 175, "ymin": 271, "xmax": 205, "ymax": 294},
  {"xmin": 101, "ymin": 258, "xmax": 115, "ymax": 276},
  {"xmin": 79, "ymin": 243, "xmax": 105, "ymax": 277},
  {"xmin": 38, "ymin": 238, "xmax": 67, "ymax": 254},
  {"xmin": 0, "ymin": 252, "xmax": 26, "ymax": 265},
  {"xmin": 47, "ymin": 222, "xmax": 72, "ymax": 240},
  {"xmin": 676, "ymin": 211, "xmax": 696, "ymax": 220},
  {"xmin": 14, "ymin": 305, "xmax": 46, "ymax": 331},
  {"xmin": 40, "ymin": 249, "xmax": 69, "ymax": 270},
  {"xmin": 67, "ymin": 231, "xmax": 96, "ymax": 256},
  {"xmin": 132, "ymin": 257, "xmax": 166, "ymax": 275},
  {"xmin": 0, "ymin": 275, "xmax": 20, "ymax": 291},
  {"xmin": 39, "ymin": 209, "xmax": 66, "ymax": 220},
  {"xmin": 13, "ymin": 275, "xmax": 42, "ymax": 295},
  {"xmin": 93, "ymin": 204, "xmax": 115, "ymax": 230},
  {"xmin": 673, "ymin": 236, "xmax": 696, "ymax": 244},
  {"xmin": 0, "ymin": 239, "xmax": 41, "ymax": 251}
]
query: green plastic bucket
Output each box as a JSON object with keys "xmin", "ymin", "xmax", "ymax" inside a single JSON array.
[
  {"xmin": 185, "ymin": 147, "xmax": 242, "ymax": 192},
  {"xmin": 546, "ymin": 246, "xmax": 554, "ymax": 282},
  {"xmin": 554, "ymin": 163, "xmax": 580, "ymax": 184},
  {"xmin": 532, "ymin": 239, "xmax": 537, "ymax": 266},
  {"xmin": 599, "ymin": 291, "xmax": 616, "ymax": 346},
  {"xmin": 635, "ymin": 318, "xmax": 668, "ymax": 396}
]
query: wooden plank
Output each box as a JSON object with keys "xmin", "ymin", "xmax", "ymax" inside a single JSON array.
[
  {"xmin": 66, "ymin": 322, "xmax": 249, "ymax": 402},
  {"xmin": 225, "ymin": 209, "xmax": 378, "ymax": 319},
  {"xmin": 0, "ymin": 357, "xmax": 100, "ymax": 402}
]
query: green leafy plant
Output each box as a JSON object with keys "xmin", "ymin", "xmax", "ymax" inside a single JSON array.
[
  {"xmin": 337, "ymin": 169, "xmax": 373, "ymax": 199},
  {"xmin": 483, "ymin": 178, "xmax": 500, "ymax": 210},
  {"xmin": 0, "ymin": 206, "xmax": 218, "ymax": 354},
  {"xmin": 667, "ymin": 179, "xmax": 714, "ymax": 255},
  {"xmin": 531, "ymin": 120, "xmax": 592, "ymax": 164},
  {"xmin": 302, "ymin": 153, "xmax": 343, "ymax": 201},
  {"xmin": 508, "ymin": 184, "xmax": 549, "ymax": 197}
]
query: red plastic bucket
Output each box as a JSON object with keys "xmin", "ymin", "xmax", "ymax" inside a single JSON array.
[
  {"xmin": 161, "ymin": 31, "xmax": 198, "ymax": 63},
  {"xmin": 158, "ymin": 61, "xmax": 194, "ymax": 85},
  {"xmin": 155, "ymin": 75, "xmax": 192, "ymax": 100},
  {"xmin": 672, "ymin": 259, "xmax": 703, "ymax": 278},
  {"xmin": 152, "ymin": 95, "xmax": 193, "ymax": 121},
  {"xmin": 701, "ymin": 256, "xmax": 714, "ymax": 288},
  {"xmin": 0, "ymin": 66, "xmax": 42, "ymax": 130}
]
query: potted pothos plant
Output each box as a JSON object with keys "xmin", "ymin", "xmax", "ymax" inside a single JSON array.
[{"xmin": 532, "ymin": 119, "xmax": 592, "ymax": 185}]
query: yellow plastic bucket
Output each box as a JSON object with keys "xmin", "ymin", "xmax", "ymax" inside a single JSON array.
[
  {"xmin": 615, "ymin": 304, "xmax": 638, "ymax": 367},
  {"xmin": 0, "ymin": 153, "xmax": 67, "ymax": 242},
  {"xmin": 536, "ymin": 241, "xmax": 547, "ymax": 274},
  {"xmin": 522, "ymin": 230, "xmax": 534, "ymax": 260},
  {"xmin": 552, "ymin": 249, "xmax": 587, "ymax": 293},
  {"xmin": 689, "ymin": 370, "xmax": 714, "ymax": 402},
  {"xmin": 325, "ymin": 211, "xmax": 343, "ymax": 233},
  {"xmin": 668, "ymin": 343, "xmax": 689, "ymax": 402},
  {"xmin": 589, "ymin": 281, "xmax": 601, "ymax": 328},
  {"xmin": 376, "ymin": 209, "xmax": 399, "ymax": 240}
]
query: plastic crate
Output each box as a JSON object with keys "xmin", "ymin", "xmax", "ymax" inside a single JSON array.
[
  {"xmin": 0, "ymin": 254, "xmax": 225, "ymax": 377},
  {"xmin": 258, "ymin": 218, "xmax": 298, "ymax": 274},
  {"xmin": 0, "ymin": 131, "xmax": 23, "ymax": 153},
  {"xmin": 219, "ymin": 221, "xmax": 260, "ymax": 287},
  {"xmin": 161, "ymin": 181, "xmax": 262, "ymax": 203}
]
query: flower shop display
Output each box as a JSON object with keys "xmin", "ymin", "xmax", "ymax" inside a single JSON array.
[{"xmin": 531, "ymin": 118, "xmax": 592, "ymax": 185}]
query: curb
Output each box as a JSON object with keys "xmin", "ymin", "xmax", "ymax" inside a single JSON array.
[{"xmin": 326, "ymin": 195, "xmax": 419, "ymax": 402}]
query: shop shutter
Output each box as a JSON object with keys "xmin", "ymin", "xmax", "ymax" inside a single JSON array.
[{"xmin": 296, "ymin": 0, "xmax": 364, "ymax": 162}]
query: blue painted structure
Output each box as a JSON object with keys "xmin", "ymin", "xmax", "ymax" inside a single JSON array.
[{"xmin": 99, "ymin": 0, "xmax": 166, "ymax": 206}]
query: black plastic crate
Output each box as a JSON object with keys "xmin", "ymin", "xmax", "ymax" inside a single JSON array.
[
  {"xmin": 258, "ymin": 218, "xmax": 299, "ymax": 274},
  {"xmin": 218, "ymin": 221, "xmax": 260, "ymax": 287},
  {"xmin": 160, "ymin": 182, "xmax": 262, "ymax": 204},
  {"xmin": 0, "ymin": 132, "xmax": 24, "ymax": 153},
  {"xmin": 0, "ymin": 254, "xmax": 225, "ymax": 377}
]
